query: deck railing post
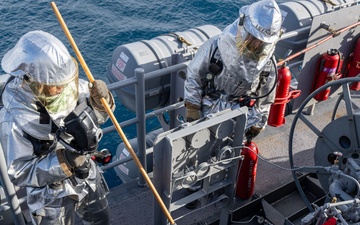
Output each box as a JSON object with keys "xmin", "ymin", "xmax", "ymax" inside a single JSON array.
[
  {"xmin": 0, "ymin": 144, "xmax": 26, "ymax": 225},
  {"xmin": 169, "ymin": 54, "xmax": 180, "ymax": 129},
  {"xmin": 135, "ymin": 68, "xmax": 147, "ymax": 186}
]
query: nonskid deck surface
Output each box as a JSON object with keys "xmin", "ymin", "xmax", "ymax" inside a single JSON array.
[{"xmin": 98, "ymin": 95, "xmax": 343, "ymax": 225}]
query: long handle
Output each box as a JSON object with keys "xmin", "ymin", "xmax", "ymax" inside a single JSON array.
[{"xmin": 50, "ymin": 2, "xmax": 176, "ymax": 224}]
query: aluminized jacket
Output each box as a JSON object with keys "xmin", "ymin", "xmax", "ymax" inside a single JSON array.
[
  {"xmin": 0, "ymin": 77, "xmax": 109, "ymax": 214},
  {"xmin": 184, "ymin": 18, "xmax": 277, "ymax": 128}
]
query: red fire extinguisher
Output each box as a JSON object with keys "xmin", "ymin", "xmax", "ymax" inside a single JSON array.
[
  {"xmin": 345, "ymin": 38, "xmax": 360, "ymax": 90},
  {"xmin": 312, "ymin": 49, "xmax": 343, "ymax": 101},
  {"xmin": 268, "ymin": 65, "xmax": 301, "ymax": 127},
  {"xmin": 236, "ymin": 140, "xmax": 258, "ymax": 199},
  {"xmin": 322, "ymin": 217, "xmax": 337, "ymax": 225}
]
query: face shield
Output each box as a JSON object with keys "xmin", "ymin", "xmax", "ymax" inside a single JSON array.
[
  {"xmin": 241, "ymin": 0, "xmax": 283, "ymax": 43},
  {"xmin": 235, "ymin": 27, "xmax": 275, "ymax": 61},
  {"xmin": 25, "ymin": 60, "xmax": 79, "ymax": 115},
  {"xmin": 1, "ymin": 30, "xmax": 79, "ymax": 120},
  {"xmin": 235, "ymin": 0, "xmax": 284, "ymax": 63}
]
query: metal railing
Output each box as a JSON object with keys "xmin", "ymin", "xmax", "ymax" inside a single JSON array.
[{"xmin": 101, "ymin": 62, "xmax": 188, "ymax": 186}]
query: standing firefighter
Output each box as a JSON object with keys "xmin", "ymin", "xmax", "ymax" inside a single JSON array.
[
  {"xmin": 0, "ymin": 30, "xmax": 115, "ymax": 225},
  {"xmin": 184, "ymin": 0, "xmax": 284, "ymax": 139}
]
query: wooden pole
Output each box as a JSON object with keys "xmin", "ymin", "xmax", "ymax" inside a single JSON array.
[{"xmin": 50, "ymin": 2, "xmax": 176, "ymax": 224}]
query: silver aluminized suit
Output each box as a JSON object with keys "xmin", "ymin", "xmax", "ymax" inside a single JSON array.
[
  {"xmin": 184, "ymin": 0, "xmax": 282, "ymax": 129},
  {"xmin": 0, "ymin": 31, "xmax": 113, "ymax": 225},
  {"xmin": 184, "ymin": 22, "xmax": 277, "ymax": 128}
]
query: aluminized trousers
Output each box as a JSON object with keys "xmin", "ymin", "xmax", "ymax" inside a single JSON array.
[{"xmin": 31, "ymin": 179, "xmax": 110, "ymax": 225}]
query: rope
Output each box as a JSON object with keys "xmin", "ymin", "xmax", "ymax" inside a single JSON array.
[
  {"xmin": 321, "ymin": 0, "xmax": 337, "ymax": 7},
  {"xmin": 168, "ymin": 32, "xmax": 192, "ymax": 46},
  {"xmin": 178, "ymin": 36, "xmax": 192, "ymax": 46}
]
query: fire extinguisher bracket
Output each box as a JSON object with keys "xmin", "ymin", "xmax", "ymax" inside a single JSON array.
[
  {"xmin": 272, "ymin": 89, "xmax": 301, "ymax": 105},
  {"xmin": 327, "ymin": 73, "xmax": 342, "ymax": 81},
  {"xmin": 356, "ymin": 61, "xmax": 360, "ymax": 69},
  {"xmin": 345, "ymin": 38, "xmax": 360, "ymax": 90}
]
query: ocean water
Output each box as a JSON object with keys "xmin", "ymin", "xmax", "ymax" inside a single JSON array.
[{"xmin": 0, "ymin": 0, "xmax": 260, "ymax": 188}]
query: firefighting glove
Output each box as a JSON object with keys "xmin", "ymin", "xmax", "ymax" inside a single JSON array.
[
  {"xmin": 245, "ymin": 126, "xmax": 264, "ymax": 140},
  {"xmin": 89, "ymin": 79, "xmax": 114, "ymax": 111},
  {"xmin": 185, "ymin": 101, "xmax": 201, "ymax": 122}
]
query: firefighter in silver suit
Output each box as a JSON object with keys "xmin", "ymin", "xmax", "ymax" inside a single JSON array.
[
  {"xmin": 0, "ymin": 30, "xmax": 115, "ymax": 225},
  {"xmin": 184, "ymin": 0, "xmax": 284, "ymax": 138}
]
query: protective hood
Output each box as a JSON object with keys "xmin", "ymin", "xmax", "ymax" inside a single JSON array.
[
  {"xmin": 2, "ymin": 30, "xmax": 76, "ymax": 85},
  {"xmin": 0, "ymin": 31, "xmax": 81, "ymax": 138},
  {"xmin": 240, "ymin": 0, "xmax": 283, "ymax": 43},
  {"xmin": 217, "ymin": 0, "xmax": 285, "ymax": 72},
  {"xmin": 1, "ymin": 30, "xmax": 78, "ymax": 124}
]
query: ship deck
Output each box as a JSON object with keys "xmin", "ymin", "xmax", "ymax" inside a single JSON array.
[{"xmin": 103, "ymin": 93, "xmax": 342, "ymax": 225}]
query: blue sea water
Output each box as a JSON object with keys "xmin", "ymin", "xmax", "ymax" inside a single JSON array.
[{"xmin": 0, "ymin": 0, "xmax": 260, "ymax": 188}]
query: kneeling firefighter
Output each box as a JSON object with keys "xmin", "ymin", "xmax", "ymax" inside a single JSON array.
[
  {"xmin": 184, "ymin": 0, "xmax": 284, "ymax": 139},
  {"xmin": 0, "ymin": 30, "xmax": 115, "ymax": 225}
]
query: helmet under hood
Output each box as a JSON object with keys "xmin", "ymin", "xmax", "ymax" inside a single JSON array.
[{"xmin": 240, "ymin": 0, "xmax": 283, "ymax": 43}]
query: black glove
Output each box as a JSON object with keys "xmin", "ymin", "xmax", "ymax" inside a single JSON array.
[
  {"xmin": 89, "ymin": 80, "xmax": 111, "ymax": 111},
  {"xmin": 63, "ymin": 150, "xmax": 88, "ymax": 168},
  {"xmin": 245, "ymin": 126, "xmax": 263, "ymax": 140},
  {"xmin": 57, "ymin": 149, "xmax": 91, "ymax": 179}
]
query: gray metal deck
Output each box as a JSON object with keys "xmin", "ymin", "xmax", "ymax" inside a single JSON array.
[{"xmin": 104, "ymin": 94, "xmax": 342, "ymax": 225}]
